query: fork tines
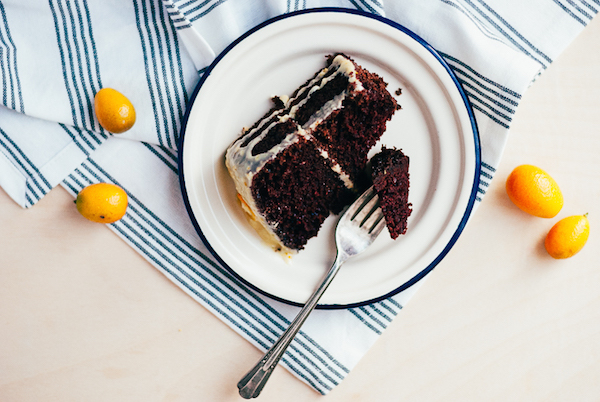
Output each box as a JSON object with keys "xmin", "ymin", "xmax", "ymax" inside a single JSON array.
[{"xmin": 349, "ymin": 187, "xmax": 385, "ymax": 235}]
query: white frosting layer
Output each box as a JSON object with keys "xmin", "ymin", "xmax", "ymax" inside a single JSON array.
[{"xmin": 225, "ymin": 54, "xmax": 364, "ymax": 252}]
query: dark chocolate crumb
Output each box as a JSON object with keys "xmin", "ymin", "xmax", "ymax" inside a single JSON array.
[
  {"xmin": 271, "ymin": 96, "xmax": 285, "ymax": 109},
  {"xmin": 395, "ymin": 88, "xmax": 402, "ymax": 96}
]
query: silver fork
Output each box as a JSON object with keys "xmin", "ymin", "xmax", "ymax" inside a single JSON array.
[{"xmin": 237, "ymin": 186, "xmax": 386, "ymax": 399}]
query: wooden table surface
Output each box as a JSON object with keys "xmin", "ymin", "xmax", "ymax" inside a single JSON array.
[{"xmin": 1, "ymin": 16, "xmax": 599, "ymax": 402}]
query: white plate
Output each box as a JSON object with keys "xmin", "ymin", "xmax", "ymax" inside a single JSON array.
[{"xmin": 179, "ymin": 9, "xmax": 480, "ymax": 308}]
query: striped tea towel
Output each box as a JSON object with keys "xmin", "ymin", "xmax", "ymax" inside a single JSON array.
[{"xmin": 0, "ymin": 0, "xmax": 596, "ymax": 394}]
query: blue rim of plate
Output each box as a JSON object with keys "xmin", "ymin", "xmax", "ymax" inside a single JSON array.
[{"xmin": 177, "ymin": 7, "xmax": 481, "ymax": 310}]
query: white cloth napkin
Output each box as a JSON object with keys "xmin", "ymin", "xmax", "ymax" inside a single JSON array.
[{"xmin": 0, "ymin": 0, "xmax": 596, "ymax": 394}]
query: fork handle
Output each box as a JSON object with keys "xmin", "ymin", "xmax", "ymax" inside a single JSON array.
[{"xmin": 237, "ymin": 251, "xmax": 349, "ymax": 399}]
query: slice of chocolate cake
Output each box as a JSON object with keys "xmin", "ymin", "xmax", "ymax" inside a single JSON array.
[
  {"xmin": 370, "ymin": 146, "xmax": 412, "ymax": 239},
  {"xmin": 226, "ymin": 54, "xmax": 398, "ymax": 253}
]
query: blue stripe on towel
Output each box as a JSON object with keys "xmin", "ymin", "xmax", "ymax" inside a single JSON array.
[
  {"xmin": 550, "ymin": 0, "xmax": 589, "ymax": 25},
  {"xmin": 152, "ymin": 1, "xmax": 185, "ymax": 147},
  {"xmin": 62, "ymin": 0, "xmax": 96, "ymax": 130},
  {"xmin": 355, "ymin": 0, "xmax": 380, "ymax": 15},
  {"xmin": 134, "ymin": 0, "xmax": 170, "ymax": 147},
  {"xmin": 183, "ymin": 0, "xmax": 229, "ymax": 23},
  {"xmin": 476, "ymin": 162, "xmax": 495, "ymax": 202},
  {"xmin": 0, "ymin": 128, "xmax": 52, "ymax": 206},
  {"xmin": 440, "ymin": 52, "xmax": 521, "ymax": 129},
  {"xmin": 50, "ymin": 1, "xmax": 89, "ymax": 129},
  {"xmin": 134, "ymin": 0, "xmax": 188, "ymax": 149},
  {"xmin": 0, "ymin": 1, "xmax": 23, "ymax": 113},
  {"xmin": 445, "ymin": 54, "xmax": 520, "ymax": 123},
  {"xmin": 472, "ymin": 0, "xmax": 554, "ymax": 64},
  {"xmin": 161, "ymin": 0, "xmax": 193, "ymax": 29},
  {"xmin": 365, "ymin": 303, "xmax": 395, "ymax": 323},
  {"xmin": 581, "ymin": 0, "xmax": 598, "ymax": 13},
  {"xmin": 440, "ymin": 0, "xmax": 552, "ymax": 67},
  {"xmin": 142, "ymin": 143, "xmax": 179, "ymax": 174},
  {"xmin": 157, "ymin": 3, "xmax": 189, "ymax": 144},
  {"xmin": 561, "ymin": 0, "xmax": 595, "ymax": 20},
  {"xmin": 168, "ymin": 0, "xmax": 229, "ymax": 23},
  {"xmin": 49, "ymin": 0, "xmax": 106, "ymax": 148},
  {"xmin": 348, "ymin": 308, "xmax": 382, "ymax": 335},
  {"xmin": 287, "ymin": 0, "xmax": 307, "ymax": 12},
  {"xmin": 347, "ymin": 0, "xmax": 366, "ymax": 12},
  {"xmin": 386, "ymin": 297, "xmax": 404, "ymax": 310},
  {"xmin": 441, "ymin": 52, "xmax": 522, "ymax": 99},
  {"xmin": 359, "ymin": 306, "xmax": 390, "ymax": 329},
  {"xmin": 59, "ymin": 123, "xmax": 108, "ymax": 156}
]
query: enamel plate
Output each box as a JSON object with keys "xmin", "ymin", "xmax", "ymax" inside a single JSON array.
[{"xmin": 179, "ymin": 9, "xmax": 480, "ymax": 308}]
